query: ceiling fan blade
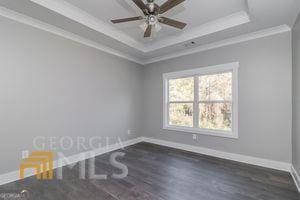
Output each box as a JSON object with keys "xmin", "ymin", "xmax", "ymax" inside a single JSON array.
[
  {"xmin": 144, "ymin": 25, "xmax": 152, "ymax": 37},
  {"xmin": 111, "ymin": 16, "xmax": 143, "ymax": 24},
  {"xmin": 132, "ymin": 0, "xmax": 149, "ymax": 14},
  {"xmin": 158, "ymin": 17, "xmax": 187, "ymax": 29},
  {"xmin": 159, "ymin": 0, "xmax": 185, "ymax": 14}
]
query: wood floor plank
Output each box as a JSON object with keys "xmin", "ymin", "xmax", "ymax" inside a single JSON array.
[{"xmin": 0, "ymin": 142, "xmax": 299, "ymax": 200}]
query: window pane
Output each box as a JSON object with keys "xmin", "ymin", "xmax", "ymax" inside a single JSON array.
[
  {"xmin": 199, "ymin": 103, "xmax": 232, "ymax": 131},
  {"xmin": 169, "ymin": 103, "xmax": 193, "ymax": 127},
  {"xmin": 199, "ymin": 72, "xmax": 232, "ymax": 101},
  {"xmin": 169, "ymin": 77, "xmax": 194, "ymax": 101}
]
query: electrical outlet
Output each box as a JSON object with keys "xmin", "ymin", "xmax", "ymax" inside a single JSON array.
[
  {"xmin": 193, "ymin": 134, "xmax": 197, "ymax": 140},
  {"xmin": 22, "ymin": 150, "xmax": 29, "ymax": 159}
]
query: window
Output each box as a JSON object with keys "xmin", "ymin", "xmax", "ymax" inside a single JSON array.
[{"xmin": 163, "ymin": 62, "xmax": 239, "ymax": 138}]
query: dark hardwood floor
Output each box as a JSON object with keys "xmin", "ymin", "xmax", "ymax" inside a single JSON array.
[{"xmin": 0, "ymin": 142, "xmax": 299, "ymax": 200}]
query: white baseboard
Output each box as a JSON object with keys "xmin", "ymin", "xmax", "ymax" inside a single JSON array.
[
  {"xmin": 291, "ymin": 165, "xmax": 300, "ymax": 193},
  {"xmin": 0, "ymin": 136, "xmax": 296, "ymax": 191},
  {"xmin": 142, "ymin": 137, "xmax": 292, "ymax": 172},
  {"xmin": 0, "ymin": 137, "xmax": 143, "ymax": 186}
]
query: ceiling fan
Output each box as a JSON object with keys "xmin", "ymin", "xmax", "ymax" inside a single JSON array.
[{"xmin": 111, "ymin": 0, "xmax": 186, "ymax": 38}]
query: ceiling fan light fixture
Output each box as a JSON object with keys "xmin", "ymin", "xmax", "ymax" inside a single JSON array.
[
  {"xmin": 140, "ymin": 22, "xmax": 148, "ymax": 32},
  {"xmin": 111, "ymin": 0, "xmax": 186, "ymax": 38},
  {"xmin": 154, "ymin": 23, "xmax": 162, "ymax": 32},
  {"xmin": 148, "ymin": 15, "xmax": 157, "ymax": 25},
  {"xmin": 140, "ymin": 21, "xmax": 161, "ymax": 34}
]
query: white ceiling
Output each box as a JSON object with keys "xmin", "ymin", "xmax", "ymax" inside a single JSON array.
[
  {"xmin": 62, "ymin": 0, "xmax": 247, "ymax": 44},
  {"xmin": 0, "ymin": 0, "xmax": 299, "ymax": 64}
]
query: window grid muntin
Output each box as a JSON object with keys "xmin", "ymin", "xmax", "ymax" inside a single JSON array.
[
  {"xmin": 167, "ymin": 71, "xmax": 233, "ymax": 131},
  {"xmin": 163, "ymin": 62, "xmax": 239, "ymax": 139},
  {"xmin": 198, "ymin": 71, "xmax": 233, "ymax": 131}
]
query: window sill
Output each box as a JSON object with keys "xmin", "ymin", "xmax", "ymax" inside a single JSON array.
[{"xmin": 163, "ymin": 125, "xmax": 238, "ymax": 139}]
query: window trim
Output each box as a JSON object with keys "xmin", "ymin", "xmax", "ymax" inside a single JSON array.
[{"xmin": 163, "ymin": 62, "xmax": 239, "ymax": 139}]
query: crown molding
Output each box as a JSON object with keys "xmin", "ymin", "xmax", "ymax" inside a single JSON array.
[
  {"xmin": 30, "ymin": 0, "xmax": 146, "ymax": 52},
  {"xmin": 143, "ymin": 24, "xmax": 291, "ymax": 64},
  {"xmin": 29, "ymin": 0, "xmax": 250, "ymax": 53},
  {"xmin": 0, "ymin": 6, "xmax": 144, "ymax": 64},
  {"xmin": 290, "ymin": 0, "xmax": 300, "ymax": 27},
  {"xmin": 0, "ymin": 6, "xmax": 292, "ymax": 66},
  {"xmin": 145, "ymin": 11, "xmax": 250, "ymax": 52}
]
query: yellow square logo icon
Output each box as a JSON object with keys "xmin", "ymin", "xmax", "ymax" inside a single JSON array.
[{"xmin": 19, "ymin": 151, "xmax": 54, "ymax": 180}]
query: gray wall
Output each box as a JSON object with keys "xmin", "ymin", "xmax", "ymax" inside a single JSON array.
[
  {"xmin": 143, "ymin": 32, "xmax": 293, "ymax": 163},
  {"xmin": 293, "ymin": 15, "xmax": 300, "ymax": 174},
  {"xmin": 0, "ymin": 17, "xmax": 143, "ymax": 174},
  {"xmin": 0, "ymin": 14, "xmax": 294, "ymax": 175}
]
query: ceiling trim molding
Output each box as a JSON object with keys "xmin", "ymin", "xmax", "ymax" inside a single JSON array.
[
  {"xmin": 143, "ymin": 24, "xmax": 291, "ymax": 65},
  {"xmin": 29, "ymin": 0, "xmax": 250, "ymax": 53},
  {"xmin": 145, "ymin": 11, "xmax": 250, "ymax": 52},
  {"xmin": 290, "ymin": 0, "xmax": 300, "ymax": 27},
  {"xmin": 0, "ymin": 6, "xmax": 144, "ymax": 64},
  {"xmin": 0, "ymin": 6, "xmax": 291, "ymax": 66},
  {"xmin": 29, "ymin": 0, "xmax": 146, "ymax": 52}
]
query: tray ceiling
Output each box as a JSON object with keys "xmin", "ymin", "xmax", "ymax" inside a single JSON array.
[{"xmin": 0, "ymin": 0, "xmax": 299, "ymax": 64}]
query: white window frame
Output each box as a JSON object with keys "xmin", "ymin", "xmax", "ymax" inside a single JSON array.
[{"xmin": 163, "ymin": 62, "xmax": 239, "ymax": 139}]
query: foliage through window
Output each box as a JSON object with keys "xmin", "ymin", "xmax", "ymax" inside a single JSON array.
[
  {"xmin": 163, "ymin": 63, "xmax": 238, "ymax": 138},
  {"xmin": 198, "ymin": 72, "xmax": 232, "ymax": 131}
]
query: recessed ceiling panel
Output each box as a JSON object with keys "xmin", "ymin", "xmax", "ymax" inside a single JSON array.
[
  {"xmin": 63, "ymin": 0, "xmax": 247, "ymax": 43},
  {"xmin": 0, "ymin": 0, "xmax": 298, "ymax": 64}
]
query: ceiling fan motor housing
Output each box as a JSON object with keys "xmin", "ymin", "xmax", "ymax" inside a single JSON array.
[
  {"xmin": 111, "ymin": 0, "xmax": 187, "ymax": 37},
  {"xmin": 147, "ymin": 3, "xmax": 160, "ymax": 15},
  {"xmin": 148, "ymin": 15, "xmax": 157, "ymax": 25}
]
